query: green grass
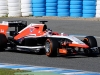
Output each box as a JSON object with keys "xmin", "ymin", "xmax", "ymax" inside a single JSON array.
[{"xmin": 0, "ymin": 68, "xmax": 30, "ymax": 75}]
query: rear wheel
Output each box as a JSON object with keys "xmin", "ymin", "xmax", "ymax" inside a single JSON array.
[
  {"xmin": 0, "ymin": 33, "xmax": 7, "ymax": 51},
  {"xmin": 45, "ymin": 38, "xmax": 59, "ymax": 57},
  {"xmin": 83, "ymin": 36, "xmax": 98, "ymax": 56}
]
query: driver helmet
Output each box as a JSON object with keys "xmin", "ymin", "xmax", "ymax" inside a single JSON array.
[{"xmin": 46, "ymin": 28, "xmax": 52, "ymax": 35}]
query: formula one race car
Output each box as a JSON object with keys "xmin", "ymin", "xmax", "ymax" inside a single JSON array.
[{"xmin": 0, "ymin": 20, "xmax": 100, "ymax": 57}]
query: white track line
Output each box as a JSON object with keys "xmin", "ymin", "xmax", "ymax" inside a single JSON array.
[{"xmin": 62, "ymin": 71, "xmax": 89, "ymax": 75}]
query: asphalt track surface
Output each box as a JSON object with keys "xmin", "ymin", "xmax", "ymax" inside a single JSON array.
[{"xmin": 0, "ymin": 18, "xmax": 100, "ymax": 72}]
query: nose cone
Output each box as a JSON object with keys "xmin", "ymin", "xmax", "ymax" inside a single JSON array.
[{"xmin": 80, "ymin": 44, "xmax": 89, "ymax": 48}]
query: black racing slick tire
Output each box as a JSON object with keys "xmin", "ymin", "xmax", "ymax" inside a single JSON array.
[
  {"xmin": 83, "ymin": 36, "xmax": 98, "ymax": 56},
  {"xmin": 83, "ymin": 36, "xmax": 97, "ymax": 47},
  {"xmin": 0, "ymin": 33, "xmax": 7, "ymax": 50},
  {"xmin": 45, "ymin": 38, "xmax": 59, "ymax": 57}
]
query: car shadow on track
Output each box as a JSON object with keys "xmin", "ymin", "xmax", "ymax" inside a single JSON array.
[
  {"xmin": 5, "ymin": 49, "xmax": 45, "ymax": 55},
  {"xmin": 4, "ymin": 49, "xmax": 100, "ymax": 59},
  {"xmin": 57, "ymin": 54, "xmax": 100, "ymax": 59}
]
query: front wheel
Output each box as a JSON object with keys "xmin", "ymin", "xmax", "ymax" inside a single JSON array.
[
  {"xmin": 83, "ymin": 36, "xmax": 97, "ymax": 47},
  {"xmin": 45, "ymin": 38, "xmax": 59, "ymax": 57},
  {"xmin": 83, "ymin": 36, "xmax": 98, "ymax": 56}
]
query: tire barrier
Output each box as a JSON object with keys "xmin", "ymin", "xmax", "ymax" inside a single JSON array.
[
  {"xmin": 7, "ymin": 0, "xmax": 21, "ymax": 17},
  {"xmin": 57, "ymin": 0, "xmax": 70, "ymax": 17},
  {"xmin": 21, "ymin": 0, "xmax": 33, "ymax": 17},
  {"xmin": 0, "ymin": 0, "xmax": 8, "ymax": 17},
  {"xmin": 32, "ymin": 0, "xmax": 46, "ymax": 16},
  {"xmin": 96, "ymin": 1, "xmax": 100, "ymax": 17},
  {"xmin": 70, "ymin": 0, "xmax": 82, "ymax": 17},
  {"xmin": 0, "ymin": 0, "xmax": 99, "ymax": 18},
  {"xmin": 46, "ymin": 0, "xmax": 57, "ymax": 16},
  {"xmin": 83, "ymin": 0, "xmax": 96, "ymax": 18}
]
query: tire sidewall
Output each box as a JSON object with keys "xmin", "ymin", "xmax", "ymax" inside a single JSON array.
[
  {"xmin": 45, "ymin": 39, "xmax": 52, "ymax": 56},
  {"xmin": 0, "ymin": 33, "xmax": 7, "ymax": 49},
  {"xmin": 45, "ymin": 38, "xmax": 58, "ymax": 57}
]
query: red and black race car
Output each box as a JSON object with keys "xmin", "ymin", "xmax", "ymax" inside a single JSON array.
[{"xmin": 0, "ymin": 20, "xmax": 99, "ymax": 57}]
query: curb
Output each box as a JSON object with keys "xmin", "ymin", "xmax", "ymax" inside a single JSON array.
[{"xmin": 0, "ymin": 63, "xmax": 100, "ymax": 75}]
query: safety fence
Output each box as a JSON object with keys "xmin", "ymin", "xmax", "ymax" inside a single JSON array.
[{"xmin": 0, "ymin": 0, "xmax": 99, "ymax": 18}]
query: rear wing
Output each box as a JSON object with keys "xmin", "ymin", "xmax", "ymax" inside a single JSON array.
[
  {"xmin": 0, "ymin": 21, "xmax": 8, "ymax": 35},
  {"xmin": 0, "ymin": 20, "xmax": 27, "ymax": 36},
  {"xmin": 2, "ymin": 20, "xmax": 27, "ymax": 26},
  {"xmin": 8, "ymin": 20, "xmax": 27, "ymax": 27}
]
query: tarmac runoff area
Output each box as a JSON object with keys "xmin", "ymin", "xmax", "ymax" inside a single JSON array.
[{"xmin": 0, "ymin": 63, "xmax": 100, "ymax": 75}]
